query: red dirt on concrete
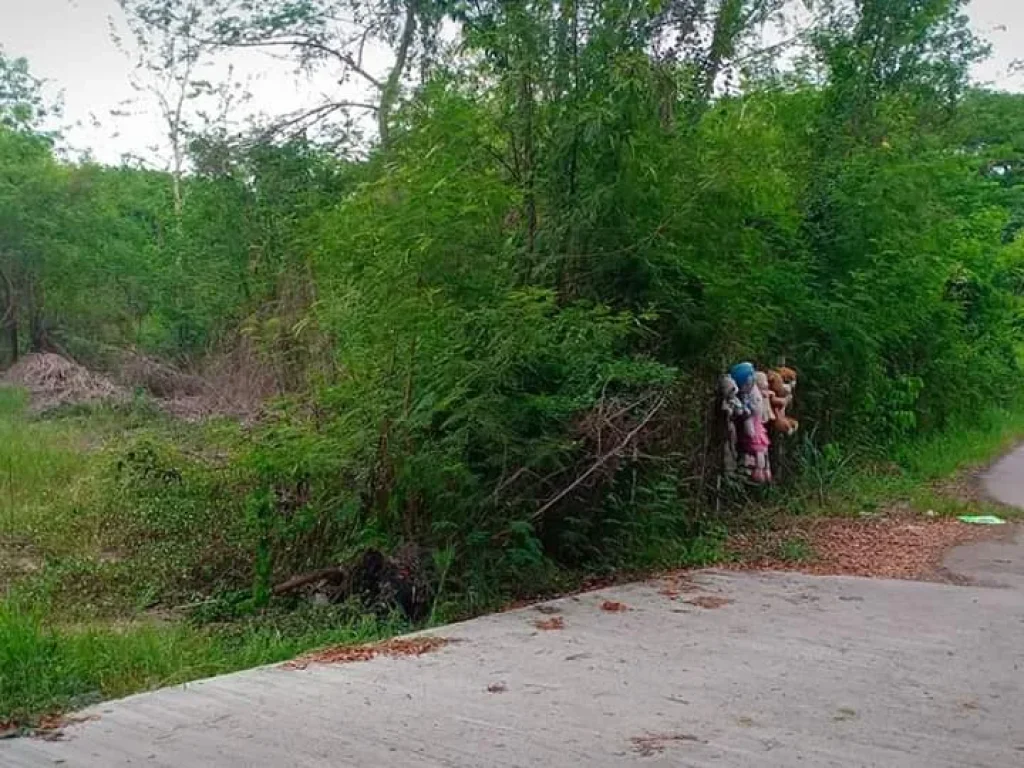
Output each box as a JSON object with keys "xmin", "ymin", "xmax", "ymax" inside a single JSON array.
[{"xmin": 283, "ymin": 636, "xmax": 449, "ymax": 670}]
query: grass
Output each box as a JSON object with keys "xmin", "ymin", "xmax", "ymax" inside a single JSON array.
[
  {"xmin": 0, "ymin": 599, "xmax": 396, "ymax": 727},
  {"xmin": 0, "ymin": 389, "xmax": 101, "ymax": 553},
  {"xmin": 2, "ymin": 386, "xmax": 1023, "ymax": 728},
  {"xmin": 0, "ymin": 388, "xmax": 402, "ymax": 729},
  {"xmin": 788, "ymin": 405, "xmax": 1024, "ymax": 521},
  {"xmin": 776, "ymin": 536, "xmax": 815, "ymax": 563}
]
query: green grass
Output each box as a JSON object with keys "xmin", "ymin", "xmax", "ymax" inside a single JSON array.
[
  {"xmin": 789, "ymin": 404, "xmax": 1024, "ymax": 521},
  {"xmin": 0, "ymin": 599, "xmax": 395, "ymax": 727},
  {"xmin": 0, "ymin": 389, "xmax": 402, "ymax": 728},
  {"xmin": 776, "ymin": 536, "xmax": 815, "ymax": 563},
  {"xmin": 0, "ymin": 389, "xmax": 102, "ymax": 554}
]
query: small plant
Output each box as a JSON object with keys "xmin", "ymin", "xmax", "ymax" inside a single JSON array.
[{"xmin": 777, "ymin": 537, "xmax": 815, "ymax": 564}]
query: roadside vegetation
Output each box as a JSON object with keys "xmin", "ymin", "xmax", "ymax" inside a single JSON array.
[{"xmin": 3, "ymin": 0, "xmax": 1024, "ymax": 727}]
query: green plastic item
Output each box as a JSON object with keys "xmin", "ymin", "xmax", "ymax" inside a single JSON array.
[{"xmin": 957, "ymin": 515, "xmax": 1006, "ymax": 525}]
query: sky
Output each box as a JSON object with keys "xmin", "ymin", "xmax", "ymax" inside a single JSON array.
[{"xmin": 1, "ymin": 0, "xmax": 1022, "ymax": 166}]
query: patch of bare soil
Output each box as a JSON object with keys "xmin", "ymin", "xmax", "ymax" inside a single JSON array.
[
  {"xmin": 282, "ymin": 636, "xmax": 450, "ymax": 670},
  {"xmin": 726, "ymin": 516, "xmax": 996, "ymax": 582},
  {"xmin": 3, "ymin": 353, "xmax": 124, "ymax": 412}
]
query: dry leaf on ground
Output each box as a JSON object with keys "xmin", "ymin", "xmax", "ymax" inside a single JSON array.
[
  {"xmin": 283, "ymin": 636, "xmax": 449, "ymax": 670},
  {"xmin": 534, "ymin": 616, "xmax": 565, "ymax": 631},
  {"xmin": 727, "ymin": 517, "xmax": 992, "ymax": 581}
]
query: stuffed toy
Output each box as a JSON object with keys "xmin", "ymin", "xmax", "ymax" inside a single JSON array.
[
  {"xmin": 719, "ymin": 374, "xmax": 746, "ymax": 473},
  {"xmin": 754, "ymin": 372, "xmax": 775, "ymax": 424},
  {"xmin": 728, "ymin": 362, "xmax": 771, "ymax": 483},
  {"xmin": 776, "ymin": 366, "xmax": 798, "ymax": 396},
  {"xmin": 767, "ymin": 369, "xmax": 799, "ymax": 436}
]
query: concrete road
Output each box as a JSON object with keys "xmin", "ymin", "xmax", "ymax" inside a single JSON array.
[
  {"xmin": 985, "ymin": 442, "xmax": 1024, "ymax": 510},
  {"xmin": 5, "ymin": 460, "xmax": 1024, "ymax": 767}
]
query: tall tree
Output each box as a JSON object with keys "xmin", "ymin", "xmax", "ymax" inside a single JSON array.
[
  {"xmin": 116, "ymin": 1, "xmax": 216, "ymax": 217},
  {"xmin": 122, "ymin": 0, "xmax": 448, "ymax": 149}
]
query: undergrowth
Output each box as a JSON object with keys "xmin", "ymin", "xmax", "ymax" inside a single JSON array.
[{"xmin": 2, "ymin": 388, "xmax": 1023, "ymax": 727}]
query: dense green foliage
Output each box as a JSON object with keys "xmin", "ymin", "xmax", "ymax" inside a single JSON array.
[{"xmin": 3, "ymin": 1, "xmax": 1024, "ymax": 612}]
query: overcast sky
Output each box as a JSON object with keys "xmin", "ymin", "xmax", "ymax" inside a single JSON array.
[{"xmin": 1, "ymin": 0, "xmax": 1022, "ymax": 166}]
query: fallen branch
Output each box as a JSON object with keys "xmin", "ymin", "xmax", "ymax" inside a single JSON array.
[
  {"xmin": 272, "ymin": 565, "xmax": 347, "ymax": 596},
  {"xmin": 530, "ymin": 397, "xmax": 666, "ymax": 523}
]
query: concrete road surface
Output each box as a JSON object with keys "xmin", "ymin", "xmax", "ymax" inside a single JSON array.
[
  {"xmin": 5, "ymin": 453, "xmax": 1024, "ymax": 767},
  {"xmin": 985, "ymin": 442, "xmax": 1024, "ymax": 510}
]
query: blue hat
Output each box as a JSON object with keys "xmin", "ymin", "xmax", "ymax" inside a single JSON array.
[{"xmin": 729, "ymin": 362, "xmax": 756, "ymax": 388}]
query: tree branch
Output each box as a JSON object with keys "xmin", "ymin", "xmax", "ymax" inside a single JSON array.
[
  {"xmin": 529, "ymin": 397, "xmax": 666, "ymax": 523},
  {"xmin": 208, "ymin": 36, "xmax": 385, "ymax": 90},
  {"xmin": 255, "ymin": 99, "xmax": 378, "ymax": 142}
]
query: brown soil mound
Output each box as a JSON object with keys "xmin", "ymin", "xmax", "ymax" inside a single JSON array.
[{"xmin": 2, "ymin": 353, "xmax": 125, "ymax": 412}]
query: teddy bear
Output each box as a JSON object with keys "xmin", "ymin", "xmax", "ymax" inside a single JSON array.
[
  {"xmin": 766, "ymin": 369, "xmax": 799, "ymax": 436},
  {"xmin": 776, "ymin": 366, "xmax": 798, "ymax": 396}
]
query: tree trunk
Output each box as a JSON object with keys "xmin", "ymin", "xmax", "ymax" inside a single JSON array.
[
  {"xmin": 0, "ymin": 264, "xmax": 17, "ymax": 365},
  {"xmin": 27, "ymin": 273, "xmax": 46, "ymax": 353},
  {"xmin": 521, "ymin": 71, "xmax": 537, "ymax": 258},
  {"xmin": 697, "ymin": 0, "xmax": 746, "ymax": 109},
  {"xmin": 3, "ymin": 317, "xmax": 17, "ymax": 365},
  {"xmin": 379, "ymin": 0, "xmax": 418, "ymax": 148}
]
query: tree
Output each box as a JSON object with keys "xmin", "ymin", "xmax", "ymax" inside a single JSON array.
[
  {"xmin": 0, "ymin": 51, "xmax": 56, "ymax": 362},
  {"xmin": 0, "ymin": 47, "xmax": 53, "ymax": 134},
  {"xmin": 122, "ymin": 0, "xmax": 448, "ymax": 149},
  {"xmin": 116, "ymin": 1, "xmax": 217, "ymax": 217}
]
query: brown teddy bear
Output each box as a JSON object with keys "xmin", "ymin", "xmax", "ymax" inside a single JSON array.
[
  {"xmin": 767, "ymin": 369, "xmax": 799, "ymax": 436},
  {"xmin": 776, "ymin": 366, "xmax": 798, "ymax": 394}
]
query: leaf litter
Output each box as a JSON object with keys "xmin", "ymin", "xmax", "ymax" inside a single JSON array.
[
  {"xmin": 727, "ymin": 516, "xmax": 997, "ymax": 582},
  {"xmin": 534, "ymin": 616, "xmax": 565, "ymax": 631},
  {"xmin": 282, "ymin": 636, "xmax": 450, "ymax": 670}
]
